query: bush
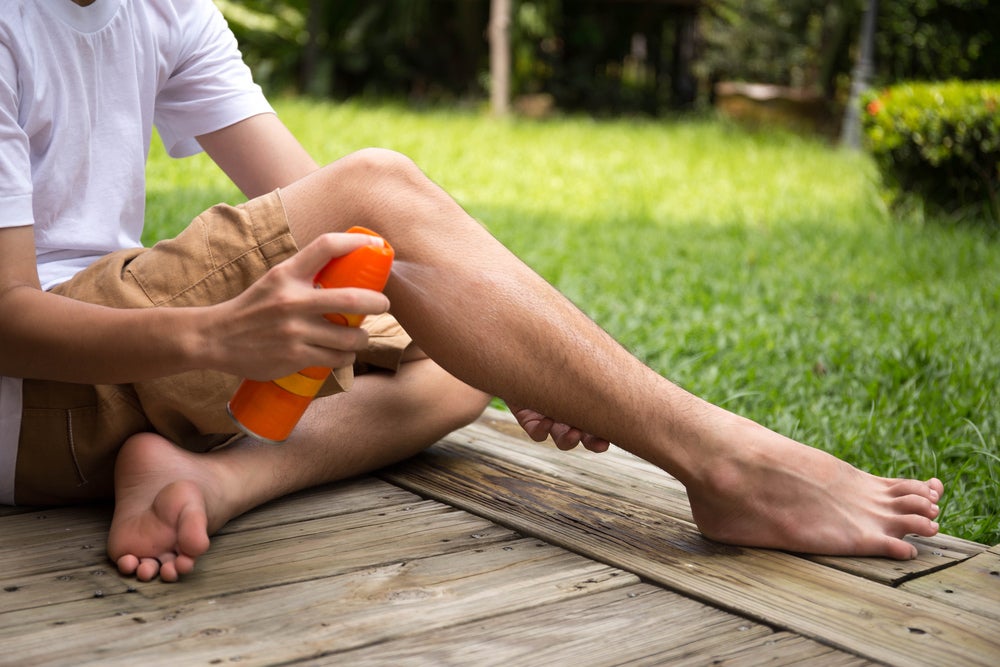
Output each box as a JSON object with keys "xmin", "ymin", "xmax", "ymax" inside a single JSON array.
[{"xmin": 861, "ymin": 80, "xmax": 1000, "ymax": 223}]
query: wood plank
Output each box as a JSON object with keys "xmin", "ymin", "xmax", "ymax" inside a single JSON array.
[
  {"xmin": 0, "ymin": 506, "xmax": 115, "ymax": 579},
  {"xmin": 466, "ymin": 409, "xmax": 984, "ymax": 582},
  {"xmin": 4, "ymin": 538, "xmax": 635, "ymax": 666},
  {"xmin": 380, "ymin": 444, "xmax": 1000, "ymax": 666},
  {"xmin": 901, "ymin": 550, "xmax": 1000, "ymax": 621},
  {"xmin": 695, "ymin": 633, "xmax": 875, "ymax": 667},
  {"xmin": 1, "ymin": 501, "xmax": 515, "ymax": 624},
  {"xmin": 0, "ymin": 477, "xmax": 423, "ymax": 582},
  {"xmin": 218, "ymin": 476, "xmax": 425, "ymax": 534},
  {"xmin": 0, "ymin": 504, "xmax": 36, "ymax": 517},
  {"xmin": 318, "ymin": 584, "xmax": 873, "ymax": 667}
]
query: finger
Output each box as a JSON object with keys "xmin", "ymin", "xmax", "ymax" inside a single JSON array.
[
  {"xmin": 582, "ymin": 434, "xmax": 611, "ymax": 453},
  {"xmin": 525, "ymin": 417, "xmax": 555, "ymax": 442},
  {"xmin": 285, "ymin": 232, "xmax": 386, "ymax": 282},
  {"xmin": 551, "ymin": 423, "xmax": 583, "ymax": 450},
  {"xmin": 509, "ymin": 405, "xmax": 553, "ymax": 442},
  {"xmin": 310, "ymin": 286, "xmax": 391, "ymax": 319},
  {"xmin": 302, "ymin": 318, "xmax": 371, "ymax": 353}
]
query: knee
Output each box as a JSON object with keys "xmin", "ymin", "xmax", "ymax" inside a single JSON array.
[
  {"xmin": 450, "ymin": 383, "xmax": 493, "ymax": 429},
  {"xmin": 430, "ymin": 370, "xmax": 491, "ymax": 431},
  {"xmin": 339, "ymin": 147, "xmax": 429, "ymax": 198}
]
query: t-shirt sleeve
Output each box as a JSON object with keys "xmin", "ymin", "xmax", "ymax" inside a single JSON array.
[
  {"xmin": 0, "ymin": 40, "xmax": 34, "ymax": 229},
  {"xmin": 153, "ymin": 0, "xmax": 273, "ymax": 158}
]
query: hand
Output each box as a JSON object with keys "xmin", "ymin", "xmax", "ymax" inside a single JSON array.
[
  {"xmin": 205, "ymin": 232, "xmax": 391, "ymax": 380},
  {"xmin": 507, "ymin": 404, "xmax": 611, "ymax": 453}
]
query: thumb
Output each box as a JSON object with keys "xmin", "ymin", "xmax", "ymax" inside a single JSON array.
[{"xmin": 286, "ymin": 232, "xmax": 386, "ymax": 281}]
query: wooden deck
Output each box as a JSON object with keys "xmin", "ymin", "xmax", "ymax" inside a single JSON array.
[{"xmin": 2, "ymin": 407, "xmax": 998, "ymax": 666}]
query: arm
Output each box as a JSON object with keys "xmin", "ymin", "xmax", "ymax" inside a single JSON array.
[
  {"xmin": 196, "ymin": 112, "xmax": 319, "ymax": 198},
  {"xmin": 0, "ymin": 225, "xmax": 206, "ymax": 383},
  {"xmin": 0, "ymin": 224, "xmax": 389, "ymax": 385}
]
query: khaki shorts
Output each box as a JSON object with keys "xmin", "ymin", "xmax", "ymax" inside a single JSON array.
[{"xmin": 15, "ymin": 190, "xmax": 411, "ymax": 505}]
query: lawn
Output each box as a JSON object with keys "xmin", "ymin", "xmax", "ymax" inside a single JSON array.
[{"xmin": 145, "ymin": 99, "xmax": 999, "ymax": 546}]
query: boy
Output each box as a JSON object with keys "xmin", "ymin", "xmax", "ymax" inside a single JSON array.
[{"xmin": 0, "ymin": 0, "xmax": 942, "ymax": 582}]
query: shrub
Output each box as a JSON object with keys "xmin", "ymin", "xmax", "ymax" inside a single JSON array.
[{"xmin": 861, "ymin": 80, "xmax": 1000, "ymax": 223}]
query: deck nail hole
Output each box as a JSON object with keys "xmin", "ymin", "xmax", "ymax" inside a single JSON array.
[
  {"xmin": 908, "ymin": 627, "xmax": 926, "ymax": 635},
  {"xmin": 93, "ymin": 590, "xmax": 104, "ymax": 598},
  {"xmin": 944, "ymin": 589, "xmax": 954, "ymax": 594},
  {"xmin": 990, "ymin": 570, "xmax": 999, "ymax": 577},
  {"xmin": 4, "ymin": 586, "xmax": 19, "ymax": 592}
]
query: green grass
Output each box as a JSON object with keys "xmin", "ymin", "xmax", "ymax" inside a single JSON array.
[{"xmin": 145, "ymin": 99, "xmax": 1000, "ymax": 545}]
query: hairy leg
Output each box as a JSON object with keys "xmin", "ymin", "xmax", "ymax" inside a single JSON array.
[
  {"xmin": 107, "ymin": 355, "xmax": 489, "ymax": 581},
  {"xmin": 277, "ymin": 148, "xmax": 943, "ymax": 559}
]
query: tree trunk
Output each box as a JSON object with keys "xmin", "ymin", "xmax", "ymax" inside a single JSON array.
[{"xmin": 489, "ymin": 0, "xmax": 511, "ymax": 116}]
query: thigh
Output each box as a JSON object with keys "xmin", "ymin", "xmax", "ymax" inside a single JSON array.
[{"xmin": 15, "ymin": 381, "xmax": 149, "ymax": 505}]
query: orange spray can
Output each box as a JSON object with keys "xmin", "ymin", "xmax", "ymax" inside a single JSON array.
[{"xmin": 227, "ymin": 226, "xmax": 394, "ymax": 443}]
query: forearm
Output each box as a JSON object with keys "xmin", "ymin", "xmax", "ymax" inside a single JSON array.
[
  {"xmin": 1, "ymin": 233, "xmax": 394, "ymax": 386},
  {"xmin": 0, "ymin": 284, "xmax": 211, "ymax": 384}
]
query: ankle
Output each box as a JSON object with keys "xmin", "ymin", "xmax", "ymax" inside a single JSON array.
[{"xmin": 668, "ymin": 410, "xmax": 770, "ymax": 491}]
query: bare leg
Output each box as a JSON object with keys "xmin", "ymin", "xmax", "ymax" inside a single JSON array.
[
  {"xmin": 276, "ymin": 148, "xmax": 943, "ymax": 559},
  {"xmin": 107, "ymin": 355, "xmax": 489, "ymax": 581}
]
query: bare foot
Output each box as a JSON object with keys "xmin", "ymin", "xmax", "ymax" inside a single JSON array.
[
  {"xmin": 686, "ymin": 420, "xmax": 943, "ymax": 560},
  {"xmin": 107, "ymin": 433, "xmax": 230, "ymax": 582}
]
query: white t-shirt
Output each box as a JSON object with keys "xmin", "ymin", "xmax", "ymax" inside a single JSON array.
[{"xmin": 0, "ymin": 0, "xmax": 274, "ymax": 503}]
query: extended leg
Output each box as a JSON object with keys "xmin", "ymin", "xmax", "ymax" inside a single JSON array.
[{"xmin": 277, "ymin": 148, "xmax": 942, "ymax": 559}]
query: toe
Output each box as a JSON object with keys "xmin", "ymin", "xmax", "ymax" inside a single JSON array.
[
  {"xmin": 174, "ymin": 554, "xmax": 197, "ymax": 576},
  {"xmin": 115, "ymin": 554, "xmax": 139, "ymax": 576},
  {"xmin": 881, "ymin": 536, "xmax": 919, "ymax": 560},
  {"xmin": 136, "ymin": 558, "xmax": 161, "ymax": 582},
  {"xmin": 891, "ymin": 493, "xmax": 939, "ymax": 518}
]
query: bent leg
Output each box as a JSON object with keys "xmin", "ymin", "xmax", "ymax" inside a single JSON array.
[
  {"xmin": 277, "ymin": 149, "xmax": 943, "ymax": 559},
  {"xmin": 107, "ymin": 355, "xmax": 489, "ymax": 581}
]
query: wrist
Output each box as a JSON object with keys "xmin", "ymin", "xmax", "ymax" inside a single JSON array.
[{"xmin": 170, "ymin": 304, "xmax": 220, "ymax": 374}]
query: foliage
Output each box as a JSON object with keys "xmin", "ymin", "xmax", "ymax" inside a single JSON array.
[
  {"xmin": 861, "ymin": 80, "xmax": 1000, "ymax": 223},
  {"xmin": 214, "ymin": 1, "xmax": 1000, "ymax": 118},
  {"xmin": 216, "ymin": 0, "xmax": 488, "ymax": 100},
  {"xmin": 698, "ymin": 0, "xmax": 855, "ymax": 94},
  {"xmin": 876, "ymin": 0, "xmax": 1000, "ymax": 82},
  {"xmin": 214, "ymin": 0, "xmax": 308, "ymax": 93},
  {"xmin": 146, "ymin": 100, "xmax": 1000, "ymax": 545},
  {"xmin": 699, "ymin": 0, "xmax": 1000, "ymax": 97}
]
